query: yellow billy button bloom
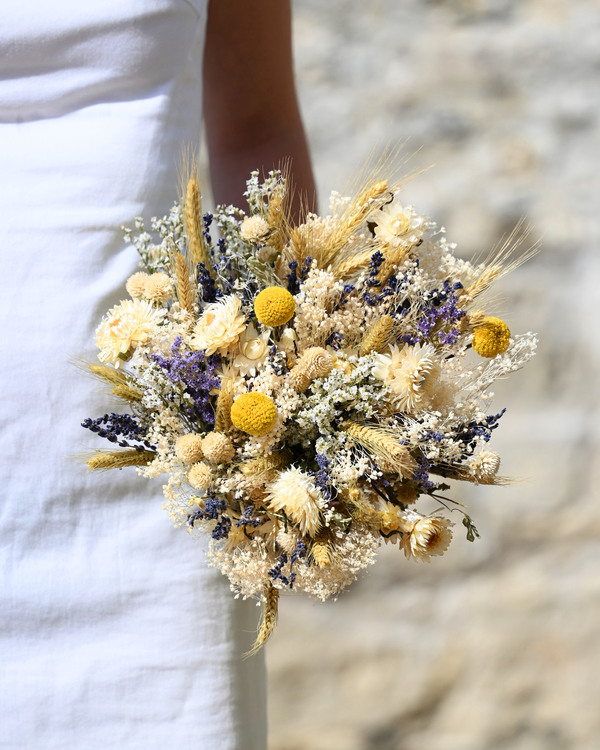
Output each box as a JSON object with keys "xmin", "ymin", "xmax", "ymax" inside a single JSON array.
[
  {"xmin": 254, "ymin": 287, "xmax": 295, "ymax": 327},
  {"xmin": 230, "ymin": 392, "xmax": 278, "ymax": 436},
  {"xmin": 472, "ymin": 316, "xmax": 511, "ymax": 358}
]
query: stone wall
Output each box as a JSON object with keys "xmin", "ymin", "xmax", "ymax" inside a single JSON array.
[{"xmin": 266, "ymin": 2, "xmax": 600, "ymax": 748}]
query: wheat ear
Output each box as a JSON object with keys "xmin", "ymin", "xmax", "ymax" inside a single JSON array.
[
  {"xmin": 331, "ymin": 249, "xmax": 375, "ymax": 279},
  {"xmin": 88, "ymin": 363, "xmax": 129, "ymax": 387},
  {"xmin": 111, "ymin": 384, "xmax": 144, "ymax": 402},
  {"xmin": 310, "ymin": 533, "xmax": 331, "ymax": 568},
  {"xmin": 360, "ymin": 314, "xmax": 395, "ymax": 356},
  {"xmin": 86, "ymin": 450, "xmax": 155, "ymax": 471},
  {"xmin": 246, "ymin": 585, "xmax": 279, "ymax": 656},
  {"xmin": 215, "ymin": 379, "xmax": 234, "ymax": 432},
  {"xmin": 174, "ymin": 251, "xmax": 195, "ymax": 313},
  {"xmin": 321, "ymin": 181, "xmax": 389, "ymax": 267},
  {"xmin": 377, "ymin": 244, "xmax": 410, "ymax": 285},
  {"xmin": 267, "ymin": 187, "xmax": 287, "ymax": 254},
  {"xmin": 342, "ymin": 421, "xmax": 416, "ymax": 478},
  {"xmin": 185, "ymin": 177, "xmax": 213, "ymax": 275},
  {"xmin": 239, "ymin": 450, "xmax": 291, "ymax": 477}
]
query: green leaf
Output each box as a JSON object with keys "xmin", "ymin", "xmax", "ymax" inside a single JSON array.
[{"xmin": 462, "ymin": 515, "xmax": 480, "ymax": 543}]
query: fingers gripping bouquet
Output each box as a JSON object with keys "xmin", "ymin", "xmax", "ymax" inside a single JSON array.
[{"xmin": 82, "ymin": 170, "xmax": 537, "ymax": 651}]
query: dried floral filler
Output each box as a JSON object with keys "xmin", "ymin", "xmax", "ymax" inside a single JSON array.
[{"xmin": 82, "ymin": 171, "xmax": 537, "ymax": 652}]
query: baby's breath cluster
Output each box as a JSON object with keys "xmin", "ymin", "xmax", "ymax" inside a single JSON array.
[{"xmin": 82, "ymin": 169, "xmax": 537, "ymax": 648}]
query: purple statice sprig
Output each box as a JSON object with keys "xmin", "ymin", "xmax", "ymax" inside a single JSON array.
[
  {"xmin": 454, "ymin": 408, "xmax": 506, "ymax": 460},
  {"xmin": 269, "ymin": 540, "xmax": 308, "ymax": 589},
  {"xmin": 196, "ymin": 261, "xmax": 222, "ymax": 303},
  {"xmin": 332, "ymin": 283, "xmax": 355, "ymax": 311},
  {"xmin": 151, "ymin": 337, "xmax": 221, "ymax": 429},
  {"xmin": 412, "ymin": 279, "xmax": 466, "ymax": 345},
  {"xmin": 236, "ymin": 505, "xmax": 263, "ymax": 530},
  {"xmin": 324, "ymin": 331, "xmax": 344, "ymax": 350},
  {"xmin": 188, "ymin": 495, "xmax": 231, "ymax": 540},
  {"xmin": 310, "ymin": 453, "xmax": 337, "ymax": 502},
  {"xmin": 81, "ymin": 412, "xmax": 155, "ymax": 451},
  {"xmin": 286, "ymin": 257, "xmax": 313, "ymax": 294}
]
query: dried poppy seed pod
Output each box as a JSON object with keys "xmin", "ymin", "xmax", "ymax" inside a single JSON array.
[
  {"xmin": 288, "ymin": 347, "xmax": 334, "ymax": 392},
  {"xmin": 174, "ymin": 433, "xmax": 204, "ymax": 464},
  {"xmin": 200, "ymin": 432, "xmax": 235, "ymax": 464}
]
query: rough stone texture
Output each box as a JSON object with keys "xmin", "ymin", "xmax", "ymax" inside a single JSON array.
[{"xmin": 266, "ymin": 2, "xmax": 600, "ymax": 749}]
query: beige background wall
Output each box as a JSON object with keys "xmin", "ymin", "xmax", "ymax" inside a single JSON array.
[{"xmin": 266, "ymin": 2, "xmax": 600, "ymax": 748}]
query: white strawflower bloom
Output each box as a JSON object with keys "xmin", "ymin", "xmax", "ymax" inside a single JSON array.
[
  {"xmin": 401, "ymin": 517, "xmax": 452, "ymax": 561},
  {"xmin": 373, "ymin": 201, "xmax": 425, "ymax": 247},
  {"xmin": 469, "ymin": 450, "xmax": 500, "ymax": 484},
  {"xmin": 233, "ymin": 323, "xmax": 271, "ymax": 376},
  {"xmin": 372, "ymin": 343, "xmax": 440, "ymax": 413},
  {"xmin": 266, "ymin": 468, "xmax": 326, "ymax": 538},
  {"xmin": 240, "ymin": 215, "xmax": 270, "ymax": 242},
  {"xmin": 96, "ymin": 299, "xmax": 162, "ymax": 367},
  {"xmin": 192, "ymin": 295, "xmax": 246, "ymax": 355}
]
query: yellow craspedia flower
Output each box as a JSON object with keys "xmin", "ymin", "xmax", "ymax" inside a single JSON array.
[
  {"xmin": 254, "ymin": 287, "xmax": 295, "ymax": 327},
  {"xmin": 230, "ymin": 392, "xmax": 278, "ymax": 436},
  {"xmin": 472, "ymin": 316, "xmax": 511, "ymax": 358}
]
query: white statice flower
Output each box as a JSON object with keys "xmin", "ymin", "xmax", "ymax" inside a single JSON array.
[
  {"xmin": 192, "ymin": 295, "xmax": 246, "ymax": 355},
  {"xmin": 294, "ymin": 524, "xmax": 380, "ymax": 601},
  {"xmin": 96, "ymin": 299, "xmax": 163, "ymax": 367},
  {"xmin": 372, "ymin": 343, "xmax": 441, "ymax": 413},
  {"xmin": 233, "ymin": 323, "xmax": 271, "ymax": 376},
  {"xmin": 207, "ymin": 538, "xmax": 274, "ymax": 599},
  {"xmin": 266, "ymin": 468, "xmax": 326, "ymax": 538},
  {"xmin": 373, "ymin": 200, "xmax": 425, "ymax": 248},
  {"xmin": 240, "ymin": 215, "xmax": 270, "ymax": 243}
]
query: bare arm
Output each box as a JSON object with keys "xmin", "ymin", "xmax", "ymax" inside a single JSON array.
[{"xmin": 203, "ymin": 0, "xmax": 316, "ymax": 221}]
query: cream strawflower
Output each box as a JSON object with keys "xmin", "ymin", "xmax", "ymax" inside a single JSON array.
[
  {"xmin": 266, "ymin": 468, "xmax": 326, "ymax": 538},
  {"xmin": 373, "ymin": 201, "xmax": 425, "ymax": 247},
  {"xmin": 192, "ymin": 295, "xmax": 246, "ymax": 355},
  {"xmin": 372, "ymin": 343, "xmax": 441, "ymax": 413},
  {"xmin": 401, "ymin": 517, "xmax": 453, "ymax": 561},
  {"xmin": 96, "ymin": 299, "xmax": 162, "ymax": 367},
  {"xmin": 233, "ymin": 323, "xmax": 271, "ymax": 376}
]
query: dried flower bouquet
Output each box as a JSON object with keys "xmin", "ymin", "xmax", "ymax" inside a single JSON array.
[{"xmin": 82, "ymin": 168, "xmax": 537, "ymax": 651}]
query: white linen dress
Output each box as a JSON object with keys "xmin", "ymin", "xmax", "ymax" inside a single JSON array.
[{"xmin": 0, "ymin": 2, "xmax": 267, "ymax": 748}]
